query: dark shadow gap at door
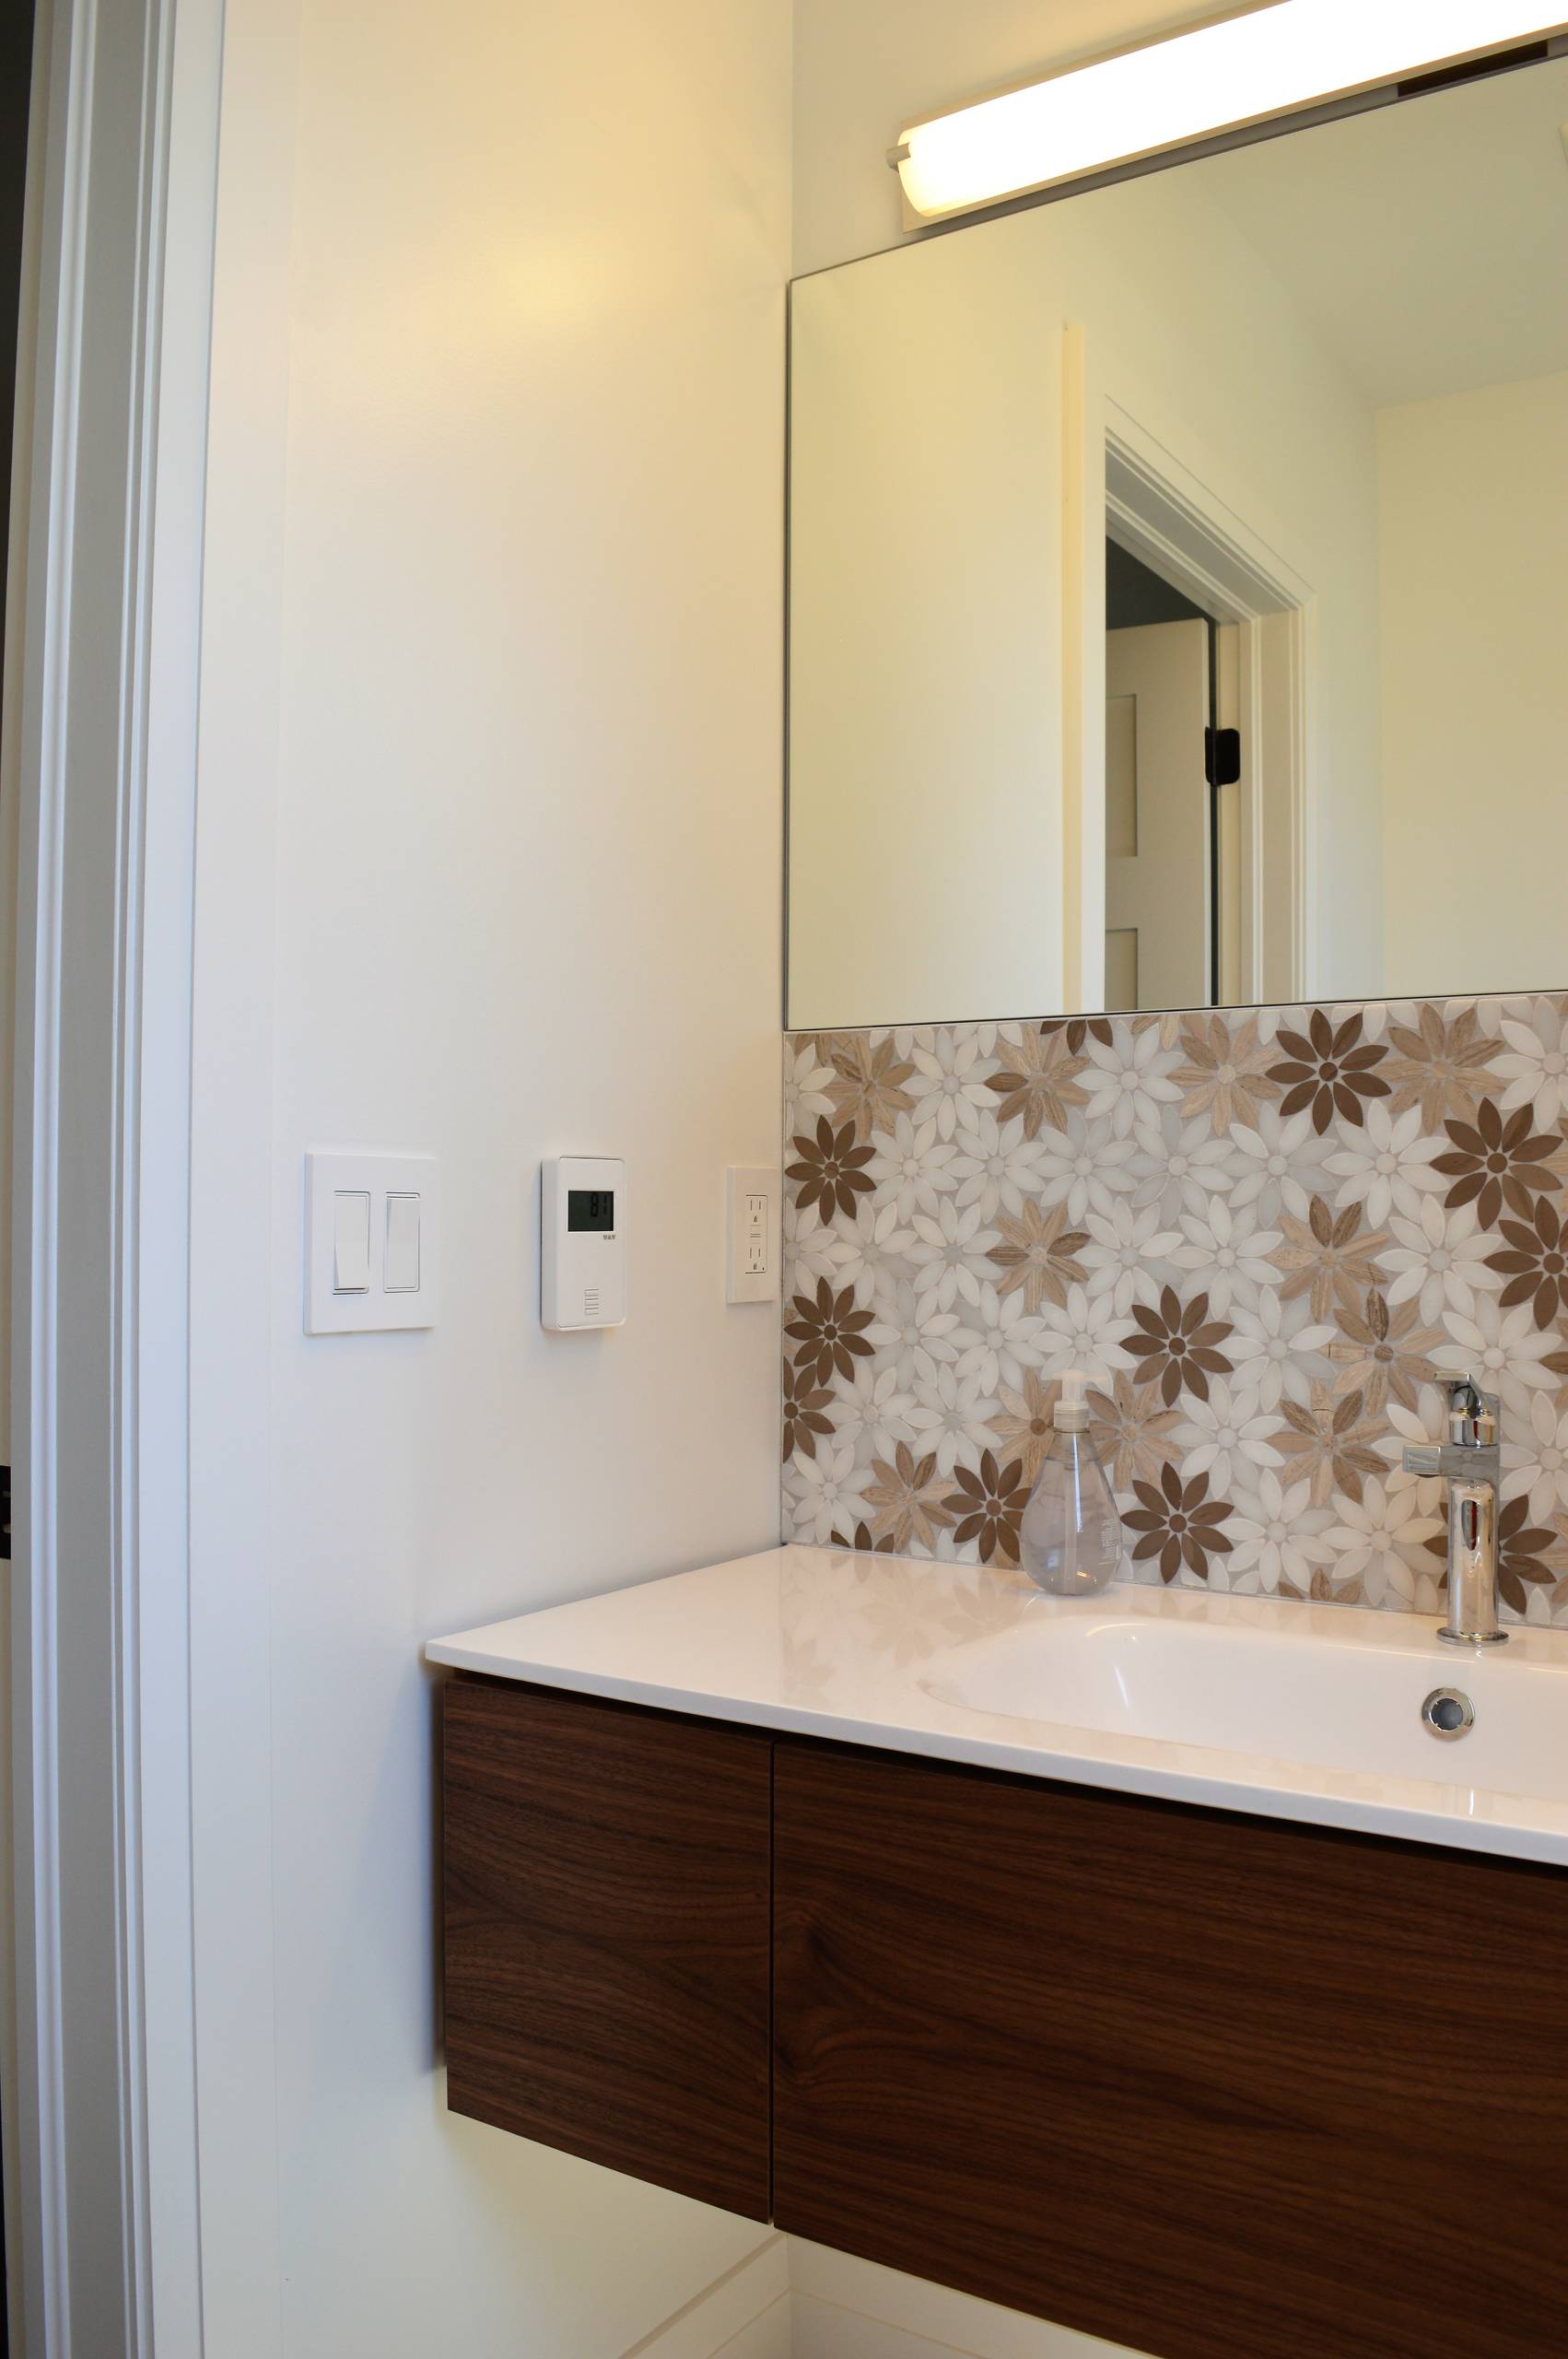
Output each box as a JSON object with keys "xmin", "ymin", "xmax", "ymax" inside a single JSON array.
[{"xmin": 0, "ymin": 0, "xmax": 38, "ymax": 2341}]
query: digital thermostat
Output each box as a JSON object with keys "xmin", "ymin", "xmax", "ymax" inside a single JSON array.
[{"xmin": 542, "ymin": 1156, "xmax": 626, "ymax": 1331}]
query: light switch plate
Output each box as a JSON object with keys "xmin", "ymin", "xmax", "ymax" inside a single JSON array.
[
  {"xmin": 305, "ymin": 1152, "xmax": 439, "ymax": 1333},
  {"xmin": 726, "ymin": 1167, "xmax": 779, "ymax": 1304}
]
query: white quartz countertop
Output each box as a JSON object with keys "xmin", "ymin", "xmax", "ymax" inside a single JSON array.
[{"xmin": 427, "ymin": 1544, "xmax": 1568, "ymax": 1867}]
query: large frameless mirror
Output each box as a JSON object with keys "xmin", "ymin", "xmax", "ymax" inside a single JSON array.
[{"xmin": 786, "ymin": 53, "xmax": 1568, "ymax": 1029}]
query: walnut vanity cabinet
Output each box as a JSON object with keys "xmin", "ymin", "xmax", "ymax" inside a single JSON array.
[
  {"xmin": 441, "ymin": 1676, "xmax": 772, "ymax": 2218},
  {"xmin": 771, "ymin": 1738, "xmax": 1568, "ymax": 2359},
  {"xmin": 441, "ymin": 1678, "xmax": 1568, "ymax": 2359}
]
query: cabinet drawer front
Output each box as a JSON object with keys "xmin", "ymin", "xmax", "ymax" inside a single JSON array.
[
  {"xmin": 772, "ymin": 1738, "xmax": 1568, "ymax": 2359},
  {"xmin": 443, "ymin": 1679, "xmax": 772, "ymax": 2219}
]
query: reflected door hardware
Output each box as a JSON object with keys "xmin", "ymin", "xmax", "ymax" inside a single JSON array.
[
  {"xmin": 305, "ymin": 1151, "xmax": 439, "ymax": 1333},
  {"xmin": 542, "ymin": 1156, "xmax": 626, "ymax": 1332},
  {"xmin": 1204, "ymin": 726, "xmax": 1241, "ymax": 788},
  {"xmin": 726, "ymin": 1168, "xmax": 779, "ymax": 1304}
]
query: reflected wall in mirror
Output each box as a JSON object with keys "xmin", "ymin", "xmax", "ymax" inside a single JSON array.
[{"xmin": 787, "ymin": 55, "xmax": 1568, "ymax": 1030}]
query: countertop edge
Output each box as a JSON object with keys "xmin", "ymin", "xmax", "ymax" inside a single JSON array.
[{"xmin": 424, "ymin": 1628, "xmax": 1568, "ymax": 1871}]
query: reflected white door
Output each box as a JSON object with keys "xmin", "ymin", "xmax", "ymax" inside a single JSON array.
[{"xmin": 1104, "ymin": 618, "xmax": 1211, "ymax": 1013}]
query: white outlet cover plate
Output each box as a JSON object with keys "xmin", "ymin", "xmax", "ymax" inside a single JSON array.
[
  {"xmin": 305, "ymin": 1151, "xmax": 439, "ymax": 1333},
  {"xmin": 726, "ymin": 1166, "xmax": 779, "ymax": 1304}
]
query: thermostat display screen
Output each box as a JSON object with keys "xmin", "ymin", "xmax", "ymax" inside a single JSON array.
[{"xmin": 567, "ymin": 1189, "xmax": 614, "ymax": 1233}]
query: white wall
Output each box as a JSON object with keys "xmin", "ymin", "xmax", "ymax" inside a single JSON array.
[
  {"xmin": 788, "ymin": 161, "xmax": 1383, "ymax": 1028},
  {"xmin": 191, "ymin": 3, "xmax": 790, "ymax": 2355},
  {"xmin": 1378, "ymin": 369, "xmax": 1568, "ymax": 1000},
  {"xmin": 792, "ymin": 0, "xmax": 1226, "ymax": 275}
]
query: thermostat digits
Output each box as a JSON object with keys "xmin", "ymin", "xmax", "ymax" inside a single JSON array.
[{"xmin": 542, "ymin": 1156, "xmax": 626, "ymax": 1331}]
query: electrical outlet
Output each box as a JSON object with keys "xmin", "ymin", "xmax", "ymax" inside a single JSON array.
[{"xmin": 726, "ymin": 1168, "xmax": 778, "ymax": 1304}]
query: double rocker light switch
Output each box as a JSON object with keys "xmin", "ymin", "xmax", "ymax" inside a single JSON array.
[{"xmin": 306, "ymin": 1152, "xmax": 439, "ymax": 1333}]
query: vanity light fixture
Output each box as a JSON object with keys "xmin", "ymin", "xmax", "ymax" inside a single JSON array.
[{"xmin": 890, "ymin": 0, "xmax": 1568, "ymax": 223}]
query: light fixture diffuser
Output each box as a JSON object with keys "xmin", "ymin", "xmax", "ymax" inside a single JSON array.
[{"xmin": 893, "ymin": 1, "xmax": 1568, "ymax": 222}]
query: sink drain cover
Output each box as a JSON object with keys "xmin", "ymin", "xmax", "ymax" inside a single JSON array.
[{"xmin": 1422, "ymin": 1686, "xmax": 1475, "ymax": 1739}]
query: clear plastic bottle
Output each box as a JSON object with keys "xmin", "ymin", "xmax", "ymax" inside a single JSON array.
[{"xmin": 1019, "ymin": 1371, "xmax": 1123, "ymax": 1596}]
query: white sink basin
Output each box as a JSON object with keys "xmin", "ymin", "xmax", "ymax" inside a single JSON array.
[{"xmin": 920, "ymin": 1603, "xmax": 1568, "ymax": 1801}]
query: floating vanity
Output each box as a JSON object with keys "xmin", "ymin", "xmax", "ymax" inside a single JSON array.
[{"xmin": 429, "ymin": 1548, "xmax": 1568, "ymax": 2359}]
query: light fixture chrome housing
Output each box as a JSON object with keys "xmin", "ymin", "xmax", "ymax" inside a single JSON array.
[{"xmin": 891, "ymin": 2, "xmax": 1568, "ymax": 226}]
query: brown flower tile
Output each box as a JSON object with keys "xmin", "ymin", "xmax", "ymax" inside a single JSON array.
[
  {"xmin": 787, "ymin": 1113, "xmax": 875, "ymax": 1222},
  {"xmin": 1040, "ymin": 1016, "xmax": 1115, "ymax": 1055},
  {"xmin": 1432, "ymin": 1097, "xmax": 1564, "ymax": 1230},
  {"xmin": 785, "ymin": 1277, "xmax": 875, "ymax": 1386},
  {"xmin": 827, "ymin": 1520, "xmax": 899, "ymax": 1555},
  {"xmin": 1124, "ymin": 1461, "xmax": 1234, "ymax": 1583},
  {"xmin": 1269, "ymin": 1007, "xmax": 1389, "ymax": 1133},
  {"xmin": 943, "ymin": 1450, "xmax": 1031, "ymax": 1567},
  {"xmin": 1124, "ymin": 1285, "xmax": 1234, "ymax": 1407},
  {"xmin": 783, "ymin": 1359, "xmax": 836, "ymax": 1462},
  {"xmin": 1488, "ymin": 1192, "xmax": 1568, "ymax": 1330}
]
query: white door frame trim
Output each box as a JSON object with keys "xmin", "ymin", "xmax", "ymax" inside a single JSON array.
[
  {"xmin": 6, "ymin": 0, "xmax": 225, "ymax": 2349},
  {"xmin": 1062, "ymin": 324, "xmax": 1317, "ymax": 1013}
]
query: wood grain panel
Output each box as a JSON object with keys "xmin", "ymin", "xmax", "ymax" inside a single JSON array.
[
  {"xmin": 772, "ymin": 1738, "xmax": 1568, "ymax": 2359},
  {"xmin": 443, "ymin": 1676, "xmax": 772, "ymax": 2219}
]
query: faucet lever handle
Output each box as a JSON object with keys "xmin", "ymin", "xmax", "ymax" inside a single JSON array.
[
  {"xmin": 1402, "ymin": 1444, "xmax": 1445, "ymax": 1477},
  {"xmin": 1444, "ymin": 1372, "xmax": 1499, "ymax": 1447}
]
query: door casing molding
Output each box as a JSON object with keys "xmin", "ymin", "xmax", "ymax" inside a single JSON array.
[
  {"xmin": 1062, "ymin": 323, "xmax": 1316, "ymax": 1015},
  {"xmin": 5, "ymin": 0, "xmax": 226, "ymax": 2349}
]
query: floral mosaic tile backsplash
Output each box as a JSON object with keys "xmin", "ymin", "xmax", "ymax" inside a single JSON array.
[{"xmin": 781, "ymin": 997, "xmax": 1568, "ymax": 1627}]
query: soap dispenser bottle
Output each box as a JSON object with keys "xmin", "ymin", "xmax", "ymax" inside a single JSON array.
[{"xmin": 1019, "ymin": 1372, "xmax": 1123, "ymax": 1596}]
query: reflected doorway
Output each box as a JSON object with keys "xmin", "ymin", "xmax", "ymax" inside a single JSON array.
[{"xmin": 1104, "ymin": 542, "xmax": 1224, "ymax": 1013}]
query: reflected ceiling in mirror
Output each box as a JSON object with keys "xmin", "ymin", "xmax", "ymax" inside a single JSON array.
[{"xmin": 786, "ymin": 54, "xmax": 1568, "ymax": 1031}]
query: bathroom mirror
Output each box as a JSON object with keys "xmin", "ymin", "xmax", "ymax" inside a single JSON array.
[{"xmin": 786, "ymin": 52, "xmax": 1568, "ymax": 1030}]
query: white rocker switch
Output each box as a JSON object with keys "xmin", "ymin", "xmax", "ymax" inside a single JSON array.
[
  {"xmin": 384, "ymin": 1191, "xmax": 421, "ymax": 1293},
  {"xmin": 333, "ymin": 1191, "xmax": 371, "ymax": 1294}
]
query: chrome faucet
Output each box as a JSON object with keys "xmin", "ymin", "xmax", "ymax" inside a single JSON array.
[{"xmin": 1402, "ymin": 1376, "xmax": 1505, "ymax": 1646}]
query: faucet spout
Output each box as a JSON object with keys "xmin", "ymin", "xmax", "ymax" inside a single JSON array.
[{"xmin": 1401, "ymin": 1376, "xmax": 1505, "ymax": 1645}]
